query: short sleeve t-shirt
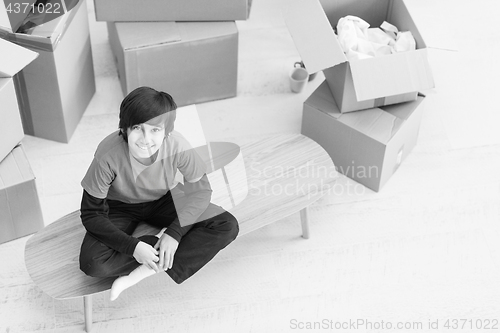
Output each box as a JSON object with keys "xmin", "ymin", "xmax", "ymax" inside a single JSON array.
[{"xmin": 81, "ymin": 130, "xmax": 206, "ymax": 204}]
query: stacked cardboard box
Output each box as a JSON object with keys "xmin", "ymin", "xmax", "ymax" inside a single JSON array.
[
  {"xmin": 302, "ymin": 81, "xmax": 426, "ymax": 192},
  {"xmin": 100, "ymin": 1, "xmax": 251, "ymax": 107},
  {"xmin": 0, "ymin": 144, "xmax": 44, "ymax": 244},
  {"xmin": 0, "ymin": 0, "xmax": 96, "ymax": 143},
  {"xmin": 0, "ymin": 39, "xmax": 44, "ymax": 243},
  {"xmin": 285, "ymin": 0, "xmax": 434, "ymax": 191},
  {"xmin": 94, "ymin": 0, "xmax": 252, "ymax": 22}
]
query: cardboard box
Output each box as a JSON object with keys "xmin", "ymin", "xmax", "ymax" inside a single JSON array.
[
  {"xmin": 108, "ymin": 21, "xmax": 238, "ymax": 107},
  {"xmin": 0, "ymin": 38, "xmax": 38, "ymax": 162},
  {"xmin": 285, "ymin": 0, "xmax": 434, "ymax": 113},
  {"xmin": 0, "ymin": 145, "xmax": 44, "ymax": 244},
  {"xmin": 301, "ymin": 81, "xmax": 425, "ymax": 192},
  {"xmin": 0, "ymin": 0, "xmax": 96, "ymax": 143},
  {"xmin": 94, "ymin": 0, "xmax": 252, "ymax": 22}
]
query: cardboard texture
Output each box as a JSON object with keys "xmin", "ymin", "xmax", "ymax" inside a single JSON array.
[
  {"xmin": 301, "ymin": 81, "xmax": 425, "ymax": 192},
  {"xmin": 108, "ymin": 21, "xmax": 238, "ymax": 107},
  {"xmin": 94, "ymin": 0, "xmax": 252, "ymax": 22},
  {"xmin": 285, "ymin": 0, "xmax": 434, "ymax": 113},
  {"xmin": 0, "ymin": 145, "xmax": 44, "ymax": 244},
  {"xmin": 0, "ymin": 38, "xmax": 38, "ymax": 162},
  {"xmin": 0, "ymin": 0, "xmax": 96, "ymax": 143}
]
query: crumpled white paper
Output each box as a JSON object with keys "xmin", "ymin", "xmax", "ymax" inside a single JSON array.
[{"xmin": 336, "ymin": 15, "xmax": 416, "ymax": 61}]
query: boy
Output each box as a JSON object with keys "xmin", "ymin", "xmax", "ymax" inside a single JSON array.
[{"xmin": 79, "ymin": 86, "xmax": 239, "ymax": 300}]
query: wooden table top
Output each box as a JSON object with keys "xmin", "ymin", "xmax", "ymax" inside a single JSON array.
[
  {"xmin": 25, "ymin": 133, "xmax": 338, "ymax": 299},
  {"xmin": 226, "ymin": 133, "xmax": 338, "ymax": 235}
]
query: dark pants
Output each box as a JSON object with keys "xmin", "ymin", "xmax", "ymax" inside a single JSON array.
[{"xmin": 79, "ymin": 192, "xmax": 239, "ymax": 284}]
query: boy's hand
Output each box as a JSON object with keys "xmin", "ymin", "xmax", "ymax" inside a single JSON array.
[
  {"xmin": 154, "ymin": 234, "xmax": 179, "ymax": 271},
  {"xmin": 133, "ymin": 241, "xmax": 160, "ymax": 272}
]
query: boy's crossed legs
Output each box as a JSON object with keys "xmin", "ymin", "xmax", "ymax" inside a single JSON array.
[{"xmin": 79, "ymin": 194, "xmax": 238, "ymax": 300}]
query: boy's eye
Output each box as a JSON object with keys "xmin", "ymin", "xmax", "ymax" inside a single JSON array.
[
  {"xmin": 132, "ymin": 125, "xmax": 141, "ymax": 130},
  {"xmin": 152, "ymin": 128, "xmax": 162, "ymax": 132}
]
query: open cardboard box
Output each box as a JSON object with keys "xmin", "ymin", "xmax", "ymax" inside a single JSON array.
[
  {"xmin": 0, "ymin": 0, "xmax": 95, "ymax": 143},
  {"xmin": 285, "ymin": 0, "xmax": 434, "ymax": 113},
  {"xmin": 0, "ymin": 39, "xmax": 37, "ymax": 162},
  {"xmin": 0, "ymin": 144, "xmax": 44, "ymax": 244},
  {"xmin": 107, "ymin": 21, "xmax": 238, "ymax": 107},
  {"xmin": 94, "ymin": 0, "xmax": 252, "ymax": 22},
  {"xmin": 301, "ymin": 80, "xmax": 425, "ymax": 192}
]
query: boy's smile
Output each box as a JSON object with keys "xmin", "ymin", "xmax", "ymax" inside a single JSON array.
[{"xmin": 127, "ymin": 123, "xmax": 166, "ymax": 164}]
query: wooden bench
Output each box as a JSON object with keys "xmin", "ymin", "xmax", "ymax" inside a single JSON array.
[{"xmin": 25, "ymin": 133, "xmax": 337, "ymax": 332}]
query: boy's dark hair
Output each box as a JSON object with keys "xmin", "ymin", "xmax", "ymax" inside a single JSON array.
[{"xmin": 118, "ymin": 86, "xmax": 177, "ymax": 142}]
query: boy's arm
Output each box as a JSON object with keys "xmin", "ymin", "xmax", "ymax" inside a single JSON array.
[
  {"xmin": 80, "ymin": 190, "xmax": 140, "ymax": 256},
  {"xmin": 164, "ymin": 173, "xmax": 212, "ymax": 242}
]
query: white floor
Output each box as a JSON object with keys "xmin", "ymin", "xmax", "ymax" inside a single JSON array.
[{"xmin": 2, "ymin": 0, "xmax": 500, "ymax": 332}]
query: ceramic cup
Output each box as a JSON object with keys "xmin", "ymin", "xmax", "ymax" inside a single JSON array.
[{"xmin": 289, "ymin": 66, "xmax": 308, "ymax": 93}]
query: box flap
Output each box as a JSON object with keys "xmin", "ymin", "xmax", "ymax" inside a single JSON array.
[
  {"xmin": 284, "ymin": 0, "xmax": 346, "ymax": 74},
  {"xmin": 349, "ymin": 48, "xmax": 434, "ymax": 101},
  {"xmin": 338, "ymin": 107, "xmax": 404, "ymax": 144},
  {"xmin": 305, "ymin": 80, "xmax": 343, "ymax": 119},
  {"xmin": 0, "ymin": 0, "xmax": 84, "ymax": 52},
  {"xmin": 0, "ymin": 38, "xmax": 38, "ymax": 77},
  {"xmin": 116, "ymin": 21, "xmax": 181, "ymax": 50},
  {"xmin": 0, "ymin": 145, "xmax": 33, "ymax": 189},
  {"xmin": 1, "ymin": 0, "xmax": 37, "ymax": 33}
]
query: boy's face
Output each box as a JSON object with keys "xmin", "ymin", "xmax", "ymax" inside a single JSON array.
[{"xmin": 127, "ymin": 123, "xmax": 166, "ymax": 163}]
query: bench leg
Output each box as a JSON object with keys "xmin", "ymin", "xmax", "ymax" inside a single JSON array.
[
  {"xmin": 84, "ymin": 295, "xmax": 92, "ymax": 332},
  {"xmin": 300, "ymin": 207, "xmax": 310, "ymax": 239}
]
